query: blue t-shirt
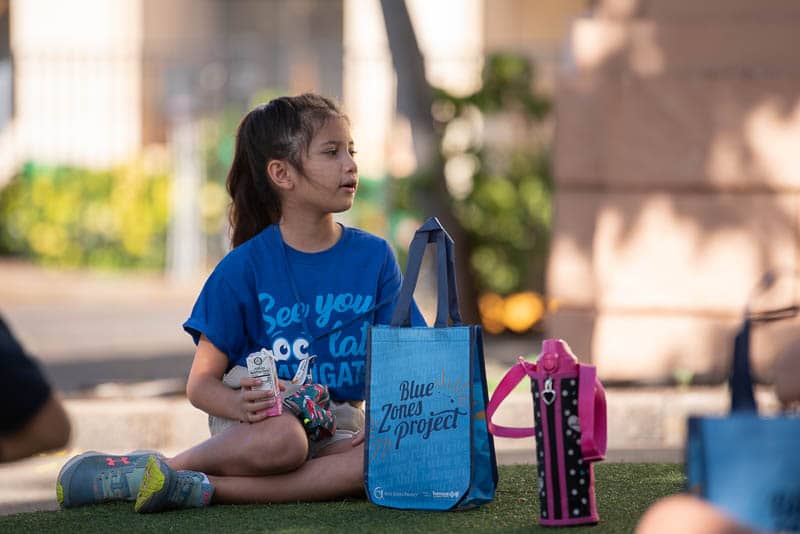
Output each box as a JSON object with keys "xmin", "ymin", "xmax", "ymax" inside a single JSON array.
[{"xmin": 184, "ymin": 224, "xmax": 410, "ymax": 400}]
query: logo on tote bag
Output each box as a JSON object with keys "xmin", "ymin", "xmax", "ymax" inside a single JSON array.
[{"xmin": 370, "ymin": 374, "xmax": 469, "ymax": 456}]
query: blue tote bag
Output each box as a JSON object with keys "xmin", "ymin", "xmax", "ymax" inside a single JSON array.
[
  {"xmin": 686, "ymin": 273, "xmax": 800, "ymax": 532},
  {"xmin": 364, "ymin": 217, "xmax": 498, "ymax": 510}
]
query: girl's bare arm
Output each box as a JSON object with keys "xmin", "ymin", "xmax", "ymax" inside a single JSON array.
[{"xmin": 185, "ymin": 335, "xmax": 276, "ymax": 422}]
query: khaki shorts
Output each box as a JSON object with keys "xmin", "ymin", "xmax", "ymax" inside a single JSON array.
[{"xmin": 208, "ymin": 366, "xmax": 365, "ymax": 459}]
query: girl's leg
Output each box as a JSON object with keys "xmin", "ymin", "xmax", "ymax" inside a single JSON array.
[
  {"xmin": 168, "ymin": 412, "xmax": 308, "ymax": 476},
  {"xmin": 209, "ymin": 441, "xmax": 364, "ymax": 503}
]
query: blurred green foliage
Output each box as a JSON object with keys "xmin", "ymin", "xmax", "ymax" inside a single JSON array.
[
  {"xmin": 0, "ymin": 161, "xmax": 170, "ymax": 269},
  {"xmin": 392, "ymin": 53, "xmax": 553, "ymax": 294},
  {"xmin": 346, "ymin": 177, "xmax": 390, "ymax": 235},
  {"xmin": 197, "ymin": 105, "xmax": 244, "ymax": 260},
  {"xmin": 456, "ymin": 151, "xmax": 552, "ymax": 295},
  {"xmin": 463, "ymin": 53, "xmax": 550, "ymax": 118}
]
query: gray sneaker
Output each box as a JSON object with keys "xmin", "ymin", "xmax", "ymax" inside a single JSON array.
[
  {"xmin": 56, "ymin": 450, "xmax": 161, "ymax": 508},
  {"xmin": 134, "ymin": 455, "xmax": 214, "ymax": 513}
]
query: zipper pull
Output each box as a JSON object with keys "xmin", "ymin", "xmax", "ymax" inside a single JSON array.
[{"xmin": 542, "ymin": 376, "xmax": 556, "ymax": 405}]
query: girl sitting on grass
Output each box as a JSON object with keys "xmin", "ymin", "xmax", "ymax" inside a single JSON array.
[{"xmin": 57, "ymin": 92, "xmax": 421, "ymax": 512}]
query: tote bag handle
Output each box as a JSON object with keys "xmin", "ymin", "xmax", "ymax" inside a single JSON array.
[
  {"xmin": 391, "ymin": 217, "xmax": 462, "ymax": 328},
  {"xmin": 731, "ymin": 271, "xmax": 799, "ymax": 412}
]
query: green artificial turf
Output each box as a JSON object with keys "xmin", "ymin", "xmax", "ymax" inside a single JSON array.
[{"xmin": 0, "ymin": 463, "xmax": 683, "ymax": 533}]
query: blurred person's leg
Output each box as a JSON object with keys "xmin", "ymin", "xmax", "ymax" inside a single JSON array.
[
  {"xmin": 0, "ymin": 313, "xmax": 71, "ymax": 462},
  {"xmin": 636, "ymin": 495, "xmax": 757, "ymax": 534}
]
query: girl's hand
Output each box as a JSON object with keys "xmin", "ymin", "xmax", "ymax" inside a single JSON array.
[
  {"xmin": 351, "ymin": 430, "xmax": 365, "ymax": 447},
  {"xmin": 236, "ymin": 377, "xmax": 283, "ymax": 423}
]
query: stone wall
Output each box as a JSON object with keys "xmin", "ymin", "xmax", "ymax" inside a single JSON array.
[{"xmin": 546, "ymin": 0, "xmax": 800, "ymax": 384}]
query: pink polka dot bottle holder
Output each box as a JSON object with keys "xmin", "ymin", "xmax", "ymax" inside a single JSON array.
[{"xmin": 487, "ymin": 338, "xmax": 607, "ymax": 527}]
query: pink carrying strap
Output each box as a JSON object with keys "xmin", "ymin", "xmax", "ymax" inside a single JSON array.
[
  {"xmin": 487, "ymin": 357, "xmax": 608, "ymax": 462},
  {"xmin": 578, "ymin": 365, "xmax": 607, "ymax": 461},
  {"xmin": 487, "ymin": 357, "xmax": 536, "ymax": 438}
]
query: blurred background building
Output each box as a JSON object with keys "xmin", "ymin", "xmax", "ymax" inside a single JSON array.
[
  {"xmin": 546, "ymin": 0, "xmax": 800, "ymax": 385},
  {"xmin": 1, "ymin": 0, "xmax": 798, "ymax": 387}
]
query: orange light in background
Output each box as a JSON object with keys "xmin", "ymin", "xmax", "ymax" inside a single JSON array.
[
  {"xmin": 478, "ymin": 292, "xmax": 505, "ymax": 334},
  {"xmin": 503, "ymin": 292, "xmax": 545, "ymax": 334},
  {"xmin": 479, "ymin": 291, "xmax": 551, "ymax": 334}
]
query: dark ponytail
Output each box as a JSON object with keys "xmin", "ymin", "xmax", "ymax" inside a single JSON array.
[{"xmin": 226, "ymin": 93, "xmax": 347, "ymax": 248}]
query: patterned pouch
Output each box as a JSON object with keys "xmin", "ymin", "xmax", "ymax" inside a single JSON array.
[{"xmin": 283, "ymin": 383, "xmax": 336, "ymax": 441}]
